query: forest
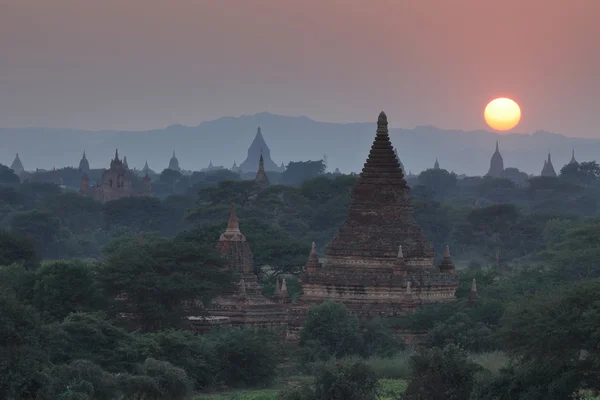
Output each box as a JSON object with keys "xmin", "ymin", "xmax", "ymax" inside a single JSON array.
[{"xmin": 2, "ymin": 158, "xmax": 600, "ymax": 400}]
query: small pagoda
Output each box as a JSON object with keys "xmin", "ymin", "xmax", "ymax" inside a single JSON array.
[
  {"xmin": 202, "ymin": 204, "xmax": 289, "ymax": 330},
  {"xmin": 299, "ymin": 112, "xmax": 459, "ymax": 317}
]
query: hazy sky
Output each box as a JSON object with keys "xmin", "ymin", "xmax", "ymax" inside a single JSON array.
[{"xmin": 1, "ymin": 0, "xmax": 599, "ymax": 136}]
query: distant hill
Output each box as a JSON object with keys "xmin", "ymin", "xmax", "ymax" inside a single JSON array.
[{"xmin": 1, "ymin": 112, "xmax": 598, "ymax": 175}]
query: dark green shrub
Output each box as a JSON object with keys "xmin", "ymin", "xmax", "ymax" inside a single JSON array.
[
  {"xmin": 141, "ymin": 358, "xmax": 192, "ymax": 400},
  {"xmin": 300, "ymin": 301, "xmax": 362, "ymax": 358},
  {"xmin": 360, "ymin": 317, "xmax": 404, "ymax": 358},
  {"xmin": 403, "ymin": 344, "xmax": 481, "ymax": 400},
  {"xmin": 279, "ymin": 359, "xmax": 380, "ymax": 400},
  {"xmin": 210, "ymin": 327, "xmax": 281, "ymax": 387},
  {"xmin": 141, "ymin": 329, "xmax": 219, "ymax": 389}
]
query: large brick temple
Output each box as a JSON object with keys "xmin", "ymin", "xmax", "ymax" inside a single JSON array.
[
  {"xmin": 298, "ymin": 111, "xmax": 459, "ymax": 317},
  {"xmin": 194, "ymin": 112, "xmax": 458, "ymax": 337}
]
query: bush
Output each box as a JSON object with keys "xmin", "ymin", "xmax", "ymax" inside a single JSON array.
[
  {"xmin": 43, "ymin": 360, "xmax": 119, "ymax": 400},
  {"xmin": 210, "ymin": 327, "xmax": 281, "ymax": 388},
  {"xmin": 363, "ymin": 352, "xmax": 413, "ymax": 380},
  {"xmin": 116, "ymin": 373, "xmax": 163, "ymax": 400},
  {"xmin": 360, "ymin": 317, "xmax": 404, "ymax": 358},
  {"xmin": 403, "ymin": 344, "xmax": 481, "ymax": 400},
  {"xmin": 0, "ymin": 286, "xmax": 51, "ymax": 399},
  {"xmin": 141, "ymin": 358, "xmax": 192, "ymax": 400},
  {"xmin": 48, "ymin": 312, "xmax": 143, "ymax": 372},
  {"xmin": 279, "ymin": 360, "xmax": 380, "ymax": 400},
  {"xmin": 425, "ymin": 313, "xmax": 498, "ymax": 352},
  {"xmin": 300, "ymin": 301, "xmax": 362, "ymax": 359},
  {"xmin": 141, "ymin": 329, "xmax": 219, "ymax": 389}
]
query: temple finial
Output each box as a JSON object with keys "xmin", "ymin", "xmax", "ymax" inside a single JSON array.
[
  {"xmin": 444, "ymin": 245, "xmax": 450, "ymax": 258},
  {"xmin": 495, "ymin": 141, "xmax": 499, "ymax": 152},
  {"xmin": 239, "ymin": 278, "xmax": 247, "ymax": 297},
  {"xmin": 397, "ymin": 245, "xmax": 404, "ymax": 259},
  {"xmin": 281, "ymin": 278, "xmax": 288, "ymax": 293},
  {"xmin": 226, "ymin": 203, "xmax": 240, "ymax": 232},
  {"xmin": 115, "ymin": 148, "xmax": 119, "ymax": 160},
  {"xmin": 274, "ymin": 278, "xmax": 282, "ymax": 297},
  {"xmin": 468, "ymin": 278, "xmax": 479, "ymax": 305}
]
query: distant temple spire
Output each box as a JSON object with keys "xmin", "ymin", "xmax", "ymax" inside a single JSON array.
[
  {"xmin": 305, "ymin": 242, "xmax": 321, "ymax": 273},
  {"xmin": 168, "ymin": 150, "xmax": 180, "ymax": 171},
  {"xmin": 486, "ymin": 141, "xmax": 504, "ymax": 178},
  {"xmin": 468, "ymin": 278, "xmax": 479, "ymax": 306},
  {"xmin": 254, "ymin": 149, "xmax": 270, "ymax": 189},
  {"xmin": 79, "ymin": 150, "xmax": 90, "ymax": 173},
  {"xmin": 123, "ymin": 156, "xmax": 129, "ymax": 169},
  {"xmin": 569, "ymin": 149, "xmax": 578, "ymax": 165},
  {"xmin": 240, "ymin": 127, "xmax": 284, "ymax": 173},
  {"xmin": 11, "ymin": 153, "xmax": 25, "ymax": 176},
  {"xmin": 541, "ymin": 153, "xmax": 557, "ymax": 177},
  {"xmin": 434, "ymin": 158, "xmax": 440, "ymax": 170}
]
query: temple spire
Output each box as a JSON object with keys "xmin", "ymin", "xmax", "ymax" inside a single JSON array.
[
  {"xmin": 569, "ymin": 149, "xmax": 578, "ymax": 165},
  {"xmin": 434, "ymin": 158, "xmax": 440, "ymax": 169},
  {"xmin": 274, "ymin": 278, "xmax": 282, "ymax": 298},
  {"xmin": 226, "ymin": 203, "xmax": 240, "ymax": 232},
  {"xmin": 254, "ymin": 148, "xmax": 270, "ymax": 188},
  {"xmin": 306, "ymin": 242, "xmax": 321, "ymax": 273},
  {"xmin": 439, "ymin": 245, "xmax": 455, "ymax": 272},
  {"xmin": 114, "ymin": 149, "xmax": 119, "ymax": 161},
  {"xmin": 468, "ymin": 278, "xmax": 478, "ymax": 306},
  {"xmin": 397, "ymin": 245, "xmax": 404, "ymax": 259}
]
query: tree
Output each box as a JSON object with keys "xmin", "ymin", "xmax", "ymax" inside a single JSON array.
[
  {"xmin": 543, "ymin": 222, "xmax": 600, "ymax": 281},
  {"xmin": 0, "ymin": 163, "xmax": 20, "ymax": 185},
  {"xmin": 10, "ymin": 210, "xmax": 63, "ymax": 256},
  {"xmin": 281, "ymin": 160, "xmax": 326, "ymax": 186},
  {"xmin": 491, "ymin": 279, "xmax": 600, "ymax": 398},
  {"xmin": 41, "ymin": 192, "xmax": 103, "ymax": 235},
  {"xmin": 403, "ymin": 344, "xmax": 481, "ymax": 400},
  {"xmin": 209, "ymin": 327, "xmax": 281, "ymax": 387},
  {"xmin": 0, "ymin": 286, "xmax": 50, "ymax": 399},
  {"xmin": 300, "ymin": 301, "xmax": 362, "ymax": 358},
  {"xmin": 32, "ymin": 260, "xmax": 105, "ymax": 322},
  {"xmin": 0, "ymin": 230, "xmax": 38, "ymax": 269},
  {"xmin": 101, "ymin": 236, "xmax": 234, "ymax": 331},
  {"xmin": 417, "ymin": 168, "xmax": 458, "ymax": 199},
  {"xmin": 279, "ymin": 360, "xmax": 380, "ymax": 400},
  {"xmin": 425, "ymin": 313, "xmax": 498, "ymax": 352},
  {"xmin": 102, "ymin": 196, "xmax": 175, "ymax": 235}
]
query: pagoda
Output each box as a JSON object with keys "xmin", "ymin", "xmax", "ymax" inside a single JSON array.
[
  {"xmin": 486, "ymin": 141, "xmax": 504, "ymax": 178},
  {"xmin": 204, "ymin": 204, "xmax": 289, "ymax": 329},
  {"xmin": 299, "ymin": 112, "xmax": 458, "ymax": 317},
  {"xmin": 254, "ymin": 151, "xmax": 270, "ymax": 189}
]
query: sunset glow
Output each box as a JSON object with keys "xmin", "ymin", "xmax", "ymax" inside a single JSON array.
[{"xmin": 484, "ymin": 98, "xmax": 521, "ymax": 131}]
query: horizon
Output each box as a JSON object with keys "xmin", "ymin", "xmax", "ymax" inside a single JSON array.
[{"xmin": 0, "ymin": 110, "xmax": 585, "ymax": 139}]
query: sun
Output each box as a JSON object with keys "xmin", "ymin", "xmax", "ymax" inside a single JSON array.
[{"xmin": 484, "ymin": 98, "xmax": 521, "ymax": 131}]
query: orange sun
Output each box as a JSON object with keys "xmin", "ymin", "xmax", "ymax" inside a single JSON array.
[{"xmin": 484, "ymin": 98, "xmax": 521, "ymax": 131}]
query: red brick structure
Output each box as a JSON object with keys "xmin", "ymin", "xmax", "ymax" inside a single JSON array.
[{"xmin": 299, "ymin": 112, "xmax": 459, "ymax": 317}]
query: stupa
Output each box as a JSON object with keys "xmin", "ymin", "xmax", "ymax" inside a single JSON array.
[
  {"xmin": 299, "ymin": 112, "xmax": 459, "ymax": 316},
  {"xmin": 204, "ymin": 204, "xmax": 289, "ymax": 329}
]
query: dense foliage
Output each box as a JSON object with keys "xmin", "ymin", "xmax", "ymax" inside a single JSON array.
[{"xmin": 3, "ymin": 158, "xmax": 600, "ymax": 398}]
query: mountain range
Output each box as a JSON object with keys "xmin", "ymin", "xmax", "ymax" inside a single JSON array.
[{"xmin": 1, "ymin": 112, "xmax": 598, "ymax": 176}]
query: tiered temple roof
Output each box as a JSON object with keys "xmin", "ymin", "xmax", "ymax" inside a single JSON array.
[
  {"xmin": 541, "ymin": 153, "xmax": 557, "ymax": 177},
  {"xmin": 254, "ymin": 152, "xmax": 270, "ymax": 189},
  {"xmin": 300, "ymin": 112, "xmax": 458, "ymax": 316},
  {"xmin": 240, "ymin": 127, "xmax": 284, "ymax": 173},
  {"xmin": 205, "ymin": 204, "xmax": 289, "ymax": 329}
]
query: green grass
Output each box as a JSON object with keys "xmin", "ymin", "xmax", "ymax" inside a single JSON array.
[
  {"xmin": 194, "ymin": 389, "xmax": 279, "ymax": 400},
  {"xmin": 193, "ymin": 379, "xmax": 408, "ymax": 400}
]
